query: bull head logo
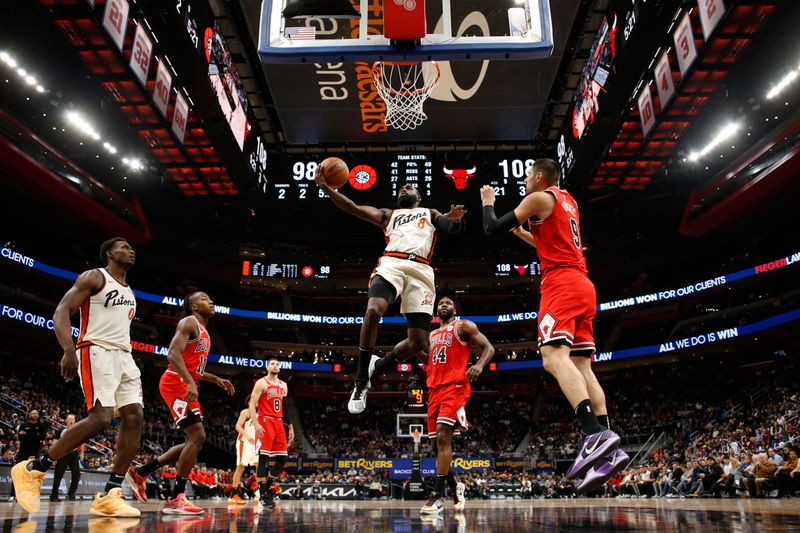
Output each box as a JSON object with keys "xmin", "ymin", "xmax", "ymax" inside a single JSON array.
[{"xmin": 443, "ymin": 165, "xmax": 476, "ymax": 190}]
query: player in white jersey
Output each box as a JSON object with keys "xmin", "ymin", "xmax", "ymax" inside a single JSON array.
[
  {"xmin": 315, "ymin": 172, "xmax": 466, "ymax": 414},
  {"xmin": 229, "ymin": 395, "xmax": 258, "ymax": 504},
  {"xmin": 12, "ymin": 237, "xmax": 142, "ymax": 517}
]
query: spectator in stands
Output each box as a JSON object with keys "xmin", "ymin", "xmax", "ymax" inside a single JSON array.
[
  {"xmin": 10, "ymin": 409, "xmax": 47, "ymax": 498},
  {"xmin": 1, "ymin": 450, "xmax": 14, "ymax": 464},
  {"xmin": 693, "ymin": 456, "xmax": 722, "ymax": 497},
  {"xmin": 775, "ymin": 449, "xmax": 798, "ymax": 498},
  {"xmin": 743, "ymin": 453, "xmax": 777, "ymax": 497},
  {"xmin": 49, "ymin": 414, "xmax": 82, "ymax": 501},
  {"xmin": 768, "ymin": 448, "xmax": 784, "ymax": 468},
  {"xmin": 520, "ymin": 476, "xmax": 532, "ymax": 499},
  {"xmin": 712, "ymin": 456, "xmax": 739, "ymax": 497}
]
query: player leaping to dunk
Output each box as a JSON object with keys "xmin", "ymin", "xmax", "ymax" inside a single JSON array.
[
  {"xmin": 315, "ymin": 170, "xmax": 466, "ymax": 414},
  {"xmin": 481, "ymin": 158, "xmax": 627, "ymax": 493}
]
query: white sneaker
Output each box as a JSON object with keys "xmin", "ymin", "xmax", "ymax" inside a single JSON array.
[
  {"xmin": 454, "ymin": 482, "xmax": 466, "ymax": 512},
  {"xmin": 348, "ymin": 380, "xmax": 370, "ymax": 414},
  {"xmin": 420, "ymin": 495, "xmax": 444, "ymax": 514},
  {"xmin": 367, "ymin": 354, "xmax": 380, "ymax": 379}
]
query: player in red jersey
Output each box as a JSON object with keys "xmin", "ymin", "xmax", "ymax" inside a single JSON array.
[
  {"xmin": 125, "ymin": 292, "xmax": 234, "ymax": 514},
  {"xmin": 420, "ymin": 296, "xmax": 495, "ymax": 515},
  {"xmin": 249, "ymin": 359, "xmax": 294, "ymax": 509},
  {"xmin": 481, "ymin": 158, "xmax": 626, "ymax": 493}
]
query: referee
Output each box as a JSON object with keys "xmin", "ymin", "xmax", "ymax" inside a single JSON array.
[{"xmin": 49, "ymin": 414, "xmax": 83, "ymax": 501}]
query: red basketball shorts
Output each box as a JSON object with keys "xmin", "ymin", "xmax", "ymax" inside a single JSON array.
[
  {"xmin": 159, "ymin": 371, "xmax": 203, "ymax": 427},
  {"xmin": 537, "ymin": 268, "xmax": 597, "ymax": 355},
  {"xmin": 427, "ymin": 382, "xmax": 471, "ymax": 438},
  {"xmin": 256, "ymin": 415, "xmax": 287, "ymax": 457}
]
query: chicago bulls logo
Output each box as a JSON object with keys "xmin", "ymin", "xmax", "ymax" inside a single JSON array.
[{"xmin": 443, "ymin": 166, "xmax": 476, "ymax": 190}]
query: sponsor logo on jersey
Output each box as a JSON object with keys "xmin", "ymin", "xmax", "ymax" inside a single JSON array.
[{"xmin": 422, "ymin": 291, "xmax": 434, "ymax": 306}]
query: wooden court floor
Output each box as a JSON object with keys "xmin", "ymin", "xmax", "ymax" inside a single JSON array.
[{"xmin": 1, "ymin": 497, "xmax": 799, "ymax": 532}]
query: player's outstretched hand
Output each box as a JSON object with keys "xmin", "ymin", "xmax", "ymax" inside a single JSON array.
[
  {"xmin": 60, "ymin": 347, "xmax": 79, "ymax": 382},
  {"xmin": 444, "ymin": 204, "xmax": 467, "ymax": 222},
  {"xmin": 480, "ymin": 185, "xmax": 496, "ymax": 206},
  {"xmin": 466, "ymin": 364, "xmax": 484, "ymax": 381},
  {"xmin": 255, "ymin": 422, "xmax": 265, "ymax": 438},
  {"xmin": 314, "ymin": 166, "xmax": 327, "ymax": 188},
  {"xmin": 218, "ymin": 378, "xmax": 235, "ymax": 395}
]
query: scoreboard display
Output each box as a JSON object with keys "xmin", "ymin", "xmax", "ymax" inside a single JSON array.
[
  {"xmin": 241, "ymin": 260, "xmax": 332, "ymax": 279},
  {"xmin": 267, "ymin": 152, "xmax": 536, "ymax": 207}
]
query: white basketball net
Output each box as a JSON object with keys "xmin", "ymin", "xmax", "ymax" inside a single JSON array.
[{"xmin": 373, "ymin": 61, "xmax": 441, "ymax": 131}]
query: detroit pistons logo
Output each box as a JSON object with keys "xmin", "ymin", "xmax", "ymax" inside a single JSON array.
[{"xmin": 348, "ymin": 164, "xmax": 377, "ymax": 190}]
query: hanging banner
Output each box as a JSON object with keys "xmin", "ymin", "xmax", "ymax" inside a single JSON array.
[
  {"xmin": 654, "ymin": 51, "xmax": 676, "ymax": 109},
  {"xmin": 153, "ymin": 60, "xmax": 172, "ymax": 118},
  {"xmin": 673, "ymin": 12, "xmax": 698, "ymax": 78},
  {"xmin": 637, "ymin": 86, "xmax": 656, "ymax": 137},
  {"xmin": 171, "ymin": 91, "xmax": 189, "ymax": 144},
  {"xmin": 129, "ymin": 23, "xmax": 153, "ymax": 86},
  {"xmin": 102, "ymin": 0, "xmax": 130, "ymax": 51},
  {"xmin": 698, "ymin": 0, "xmax": 726, "ymax": 41}
]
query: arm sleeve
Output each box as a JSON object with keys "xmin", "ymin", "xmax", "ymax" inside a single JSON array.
[
  {"xmin": 483, "ymin": 206, "xmax": 520, "ymax": 236},
  {"xmin": 432, "ymin": 214, "xmax": 462, "ymax": 234}
]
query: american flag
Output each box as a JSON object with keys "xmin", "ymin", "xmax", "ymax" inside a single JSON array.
[{"xmin": 285, "ymin": 26, "xmax": 316, "ymax": 40}]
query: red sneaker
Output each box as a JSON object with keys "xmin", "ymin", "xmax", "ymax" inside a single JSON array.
[
  {"xmin": 124, "ymin": 466, "xmax": 148, "ymax": 502},
  {"xmin": 162, "ymin": 493, "xmax": 204, "ymax": 515}
]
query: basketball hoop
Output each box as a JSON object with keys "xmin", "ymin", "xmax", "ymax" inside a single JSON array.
[{"xmin": 372, "ymin": 61, "xmax": 440, "ymax": 130}]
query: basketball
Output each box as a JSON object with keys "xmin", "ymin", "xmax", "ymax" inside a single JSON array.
[{"xmin": 320, "ymin": 157, "xmax": 349, "ymax": 189}]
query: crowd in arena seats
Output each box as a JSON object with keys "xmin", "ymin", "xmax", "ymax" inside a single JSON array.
[
  {"xmin": 298, "ymin": 392, "xmax": 533, "ymax": 459},
  {"xmin": 523, "ymin": 357, "xmax": 800, "ymax": 499},
  {"xmin": 3, "ymin": 341, "xmax": 800, "ymax": 501}
]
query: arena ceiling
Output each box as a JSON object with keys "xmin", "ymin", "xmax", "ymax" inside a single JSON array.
[{"xmin": 1, "ymin": 0, "xmax": 799, "ymax": 276}]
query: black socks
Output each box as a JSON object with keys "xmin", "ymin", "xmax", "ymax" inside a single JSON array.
[
  {"xmin": 597, "ymin": 414, "xmax": 610, "ymax": 430},
  {"xmin": 357, "ymin": 347, "xmax": 372, "ymax": 382},
  {"xmin": 434, "ymin": 475, "xmax": 446, "ymax": 496},
  {"xmin": 373, "ymin": 351, "xmax": 397, "ymax": 376},
  {"xmin": 136, "ymin": 459, "xmax": 160, "ymax": 478},
  {"xmin": 575, "ymin": 399, "xmax": 603, "ymax": 435},
  {"xmin": 104, "ymin": 473, "xmax": 124, "ymax": 493},
  {"xmin": 30, "ymin": 454, "xmax": 53, "ymax": 472},
  {"xmin": 173, "ymin": 476, "xmax": 188, "ymax": 498}
]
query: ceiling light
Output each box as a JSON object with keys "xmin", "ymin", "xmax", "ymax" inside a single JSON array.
[
  {"xmin": 16, "ymin": 68, "xmax": 25, "ymax": 77},
  {"xmin": 767, "ymin": 69, "xmax": 798, "ymax": 99},
  {"xmin": 686, "ymin": 122, "xmax": 741, "ymax": 162},
  {"xmin": 24, "ymin": 75, "xmax": 36, "ymax": 85}
]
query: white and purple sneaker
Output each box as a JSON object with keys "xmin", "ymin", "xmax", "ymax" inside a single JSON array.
[
  {"xmin": 577, "ymin": 448, "xmax": 631, "ymax": 494},
  {"xmin": 565, "ymin": 429, "xmax": 621, "ymax": 480}
]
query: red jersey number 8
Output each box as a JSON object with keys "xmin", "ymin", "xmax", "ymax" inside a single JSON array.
[{"xmin": 273, "ymin": 399, "xmax": 281, "ymax": 412}]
